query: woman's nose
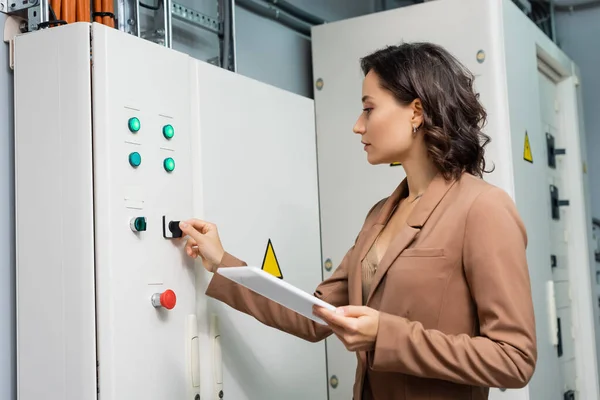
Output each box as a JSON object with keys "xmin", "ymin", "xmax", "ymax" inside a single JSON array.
[{"xmin": 353, "ymin": 117, "xmax": 365, "ymax": 135}]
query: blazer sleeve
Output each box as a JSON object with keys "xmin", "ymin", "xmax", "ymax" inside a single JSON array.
[
  {"xmin": 205, "ymin": 198, "xmax": 388, "ymax": 343},
  {"xmin": 204, "ymin": 248, "xmax": 350, "ymax": 342},
  {"xmin": 369, "ymin": 187, "xmax": 537, "ymax": 389}
]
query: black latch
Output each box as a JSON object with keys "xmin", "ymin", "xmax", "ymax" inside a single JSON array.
[
  {"xmin": 547, "ymin": 132, "xmax": 566, "ymax": 168},
  {"xmin": 557, "ymin": 317, "xmax": 563, "ymax": 357},
  {"xmin": 564, "ymin": 389, "xmax": 575, "ymax": 400},
  {"xmin": 550, "ymin": 185, "xmax": 569, "ymax": 220}
]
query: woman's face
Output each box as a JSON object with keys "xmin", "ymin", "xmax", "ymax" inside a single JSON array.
[{"xmin": 353, "ymin": 70, "xmax": 422, "ymax": 165}]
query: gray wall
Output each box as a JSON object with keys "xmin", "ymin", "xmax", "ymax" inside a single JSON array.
[
  {"xmin": 0, "ymin": 13, "xmax": 15, "ymax": 400},
  {"xmin": 234, "ymin": 0, "xmax": 376, "ymax": 97},
  {"xmin": 555, "ymin": 8, "xmax": 600, "ymax": 219}
]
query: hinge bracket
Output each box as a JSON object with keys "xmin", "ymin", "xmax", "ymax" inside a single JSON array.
[
  {"xmin": 3, "ymin": 15, "xmax": 26, "ymax": 70},
  {"xmin": 0, "ymin": 0, "xmax": 38, "ymax": 14}
]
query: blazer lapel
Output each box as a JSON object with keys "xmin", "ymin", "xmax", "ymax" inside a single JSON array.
[
  {"xmin": 365, "ymin": 173, "xmax": 458, "ymax": 304},
  {"xmin": 349, "ymin": 182, "xmax": 407, "ymax": 306}
]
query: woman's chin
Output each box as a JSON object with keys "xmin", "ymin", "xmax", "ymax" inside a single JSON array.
[{"xmin": 366, "ymin": 154, "xmax": 393, "ymax": 166}]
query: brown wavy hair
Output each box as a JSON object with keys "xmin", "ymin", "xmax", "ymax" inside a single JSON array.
[{"xmin": 360, "ymin": 42, "xmax": 492, "ymax": 180}]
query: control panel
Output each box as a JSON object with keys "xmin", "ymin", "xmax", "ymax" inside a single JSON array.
[{"xmin": 91, "ymin": 25, "xmax": 198, "ymax": 400}]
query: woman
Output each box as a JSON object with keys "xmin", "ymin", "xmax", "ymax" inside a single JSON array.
[{"xmin": 178, "ymin": 42, "xmax": 537, "ymax": 400}]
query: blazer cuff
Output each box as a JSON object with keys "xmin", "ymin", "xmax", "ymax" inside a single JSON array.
[
  {"xmin": 206, "ymin": 252, "xmax": 247, "ymax": 295},
  {"xmin": 370, "ymin": 311, "xmax": 409, "ymax": 371},
  {"xmin": 217, "ymin": 251, "xmax": 246, "ymax": 269}
]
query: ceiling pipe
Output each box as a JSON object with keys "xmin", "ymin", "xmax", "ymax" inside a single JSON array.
[
  {"xmin": 537, "ymin": 0, "xmax": 600, "ymax": 11},
  {"xmin": 236, "ymin": 0, "xmax": 312, "ymax": 37},
  {"xmin": 263, "ymin": 0, "xmax": 326, "ymax": 25}
]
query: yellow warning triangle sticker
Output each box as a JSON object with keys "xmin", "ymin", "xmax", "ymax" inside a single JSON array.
[
  {"xmin": 261, "ymin": 239, "xmax": 283, "ymax": 279},
  {"xmin": 523, "ymin": 131, "xmax": 533, "ymax": 163}
]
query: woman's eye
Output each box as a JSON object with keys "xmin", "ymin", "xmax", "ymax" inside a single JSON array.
[{"xmin": 362, "ymin": 108, "xmax": 373, "ymax": 114}]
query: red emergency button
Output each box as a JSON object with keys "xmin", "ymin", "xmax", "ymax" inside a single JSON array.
[{"xmin": 151, "ymin": 289, "xmax": 176, "ymax": 310}]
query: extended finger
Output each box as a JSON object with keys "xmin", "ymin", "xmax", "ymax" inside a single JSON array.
[
  {"xmin": 183, "ymin": 219, "xmax": 214, "ymax": 235},
  {"xmin": 315, "ymin": 307, "xmax": 354, "ymax": 331},
  {"xmin": 179, "ymin": 221, "xmax": 206, "ymax": 244},
  {"xmin": 335, "ymin": 305, "xmax": 371, "ymax": 318}
]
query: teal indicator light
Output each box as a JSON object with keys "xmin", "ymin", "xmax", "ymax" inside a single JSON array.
[
  {"xmin": 163, "ymin": 124, "xmax": 174, "ymax": 139},
  {"xmin": 129, "ymin": 152, "xmax": 141, "ymax": 167},
  {"xmin": 128, "ymin": 117, "xmax": 141, "ymax": 133},
  {"xmin": 130, "ymin": 217, "xmax": 147, "ymax": 232},
  {"xmin": 163, "ymin": 157, "xmax": 175, "ymax": 172}
]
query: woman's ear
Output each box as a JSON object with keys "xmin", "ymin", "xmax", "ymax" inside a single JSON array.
[{"xmin": 411, "ymin": 99, "xmax": 424, "ymax": 128}]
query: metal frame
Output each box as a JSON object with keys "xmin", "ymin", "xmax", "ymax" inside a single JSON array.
[
  {"xmin": 117, "ymin": 0, "xmax": 140, "ymax": 37},
  {"xmin": 0, "ymin": 0, "xmax": 39, "ymax": 14},
  {"xmin": 27, "ymin": 0, "xmax": 48, "ymax": 31},
  {"xmin": 0, "ymin": 0, "xmax": 49, "ymax": 32},
  {"xmin": 171, "ymin": 2, "xmax": 221, "ymax": 36},
  {"xmin": 132, "ymin": 0, "xmax": 225, "ymax": 53}
]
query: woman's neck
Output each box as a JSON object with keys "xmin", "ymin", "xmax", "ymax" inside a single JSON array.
[{"xmin": 402, "ymin": 159, "xmax": 439, "ymax": 200}]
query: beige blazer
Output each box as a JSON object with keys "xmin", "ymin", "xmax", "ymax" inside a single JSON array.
[{"xmin": 206, "ymin": 172, "xmax": 537, "ymax": 400}]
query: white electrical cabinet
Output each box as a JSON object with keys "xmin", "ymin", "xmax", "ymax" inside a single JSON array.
[
  {"xmin": 311, "ymin": 0, "xmax": 599, "ymax": 399},
  {"xmin": 14, "ymin": 22, "xmax": 327, "ymax": 400}
]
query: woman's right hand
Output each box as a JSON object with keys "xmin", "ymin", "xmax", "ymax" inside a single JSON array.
[{"xmin": 179, "ymin": 219, "xmax": 225, "ymax": 272}]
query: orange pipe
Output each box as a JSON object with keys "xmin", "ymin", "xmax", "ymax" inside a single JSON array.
[
  {"xmin": 76, "ymin": 0, "xmax": 90, "ymax": 22},
  {"xmin": 93, "ymin": 0, "xmax": 102, "ymax": 23},
  {"xmin": 102, "ymin": 0, "xmax": 114, "ymax": 27},
  {"xmin": 63, "ymin": 0, "xmax": 76, "ymax": 23},
  {"xmin": 50, "ymin": 0, "xmax": 61, "ymax": 21}
]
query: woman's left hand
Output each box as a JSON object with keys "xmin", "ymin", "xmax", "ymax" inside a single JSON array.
[{"xmin": 313, "ymin": 305, "xmax": 380, "ymax": 352}]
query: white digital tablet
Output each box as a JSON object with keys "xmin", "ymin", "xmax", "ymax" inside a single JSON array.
[{"xmin": 216, "ymin": 266, "xmax": 336, "ymax": 325}]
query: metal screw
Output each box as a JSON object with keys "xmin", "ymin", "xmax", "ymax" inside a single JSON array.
[
  {"xmin": 218, "ymin": 390, "xmax": 223, "ymax": 398},
  {"xmin": 476, "ymin": 50, "xmax": 485, "ymax": 64},
  {"xmin": 315, "ymin": 78, "xmax": 324, "ymax": 90},
  {"xmin": 330, "ymin": 375, "xmax": 339, "ymax": 388},
  {"xmin": 324, "ymin": 258, "xmax": 333, "ymax": 271},
  {"xmin": 194, "ymin": 395, "xmax": 200, "ymax": 400}
]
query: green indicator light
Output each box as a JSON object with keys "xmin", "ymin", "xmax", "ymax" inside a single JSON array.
[
  {"xmin": 163, "ymin": 124, "xmax": 174, "ymax": 139},
  {"xmin": 129, "ymin": 152, "xmax": 141, "ymax": 167},
  {"xmin": 164, "ymin": 157, "xmax": 175, "ymax": 172},
  {"xmin": 128, "ymin": 117, "xmax": 141, "ymax": 133},
  {"xmin": 134, "ymin": 217, "xmax": 147, "ymax": 231},
  {"xmin": 130, "ymin": 216, "xmax": 147, "ymax": 232}
]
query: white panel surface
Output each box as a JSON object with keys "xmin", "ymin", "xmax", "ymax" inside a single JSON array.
[
  {"xmin": 14, "ymin": 23, "xmax": 97, "ymax": 400},
  {"xmin": 503, "ymin": 0, "xmax": 599, "ymax": 398},
  {"xmin": 501, "ymin": 8, "xmax": 566, "ymax": 394},
  {"xmin": 0, "ymin": 12, "xmax": 16, "ymax": 400},
  {"xmin": 193, "ymin": 60, "xmax": 328, "ymax": 400},
  {"xmin": 15, "ymin": 21, "xmax": 329, "ymax": 400},
  {"xmin": 91, "ymin": 24, "xmax": 197, "ymax": 399}
]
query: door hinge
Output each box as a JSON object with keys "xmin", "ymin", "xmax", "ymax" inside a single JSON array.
[{"xmin": 3, "ymin": 15, "xmax": 26, "ymax": 70}]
